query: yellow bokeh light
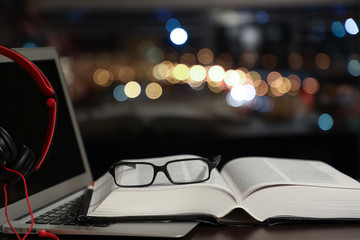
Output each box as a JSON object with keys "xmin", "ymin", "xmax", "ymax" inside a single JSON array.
[
  {"xmin": 189, "ymin": 65, "xmax": 207, "ymax": 82},
  {"xmin": 124, "ymin": 81, "xmax": 141, "ymax": 98},
  {"xmin": 248, "ymin": 71, "xmax": 262, "ymax": 87},
  {"xmin": 198, "ymin": 48, "xmax": 214, "ymax": 65},
  {"xmin": 153, "ymin": 61, "xmax": 172, "ymax": 80},
  {"xmin": 145, "ymin": 82, "xmax": 162, "ymax": 99},
  {"xmin": 93, "ymin": 69, "xmax": 113, "ymax": 87},
  {"xmin": 224, "ymin": 70, "xmax": 240, "ymax": 87},
  {"xmin": 173, "ymin": 64, "xmax": 189, "ymax": 81},
  {"xmin": 267, "ymin": 71, "xmax": 282, "ymax": 88},
  {"xmin": 208, "ymin": 65, "xmax": 225, "ymax": 82},
  {"xmin": 236, "ymin": 69, "xmax": 247, "ymax": 84}
]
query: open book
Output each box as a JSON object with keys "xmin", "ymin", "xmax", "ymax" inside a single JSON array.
[{"xmin": 79, "ymin": 155, "xmax": 360, "ymax": 224}]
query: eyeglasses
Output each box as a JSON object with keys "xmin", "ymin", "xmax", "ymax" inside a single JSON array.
[{"xmin": 108, "ymin": 155, "xmax": 221, "ymax": 187}]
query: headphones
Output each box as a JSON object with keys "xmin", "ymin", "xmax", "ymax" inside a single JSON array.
[{"xmin": 0, "ymin": 46, "xmax": 57, "ymax": 184}]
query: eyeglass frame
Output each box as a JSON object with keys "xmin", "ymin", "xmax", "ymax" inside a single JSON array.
[{"xmin": 108, "ymin": 155, "xmax": 221, "ymax": 187}]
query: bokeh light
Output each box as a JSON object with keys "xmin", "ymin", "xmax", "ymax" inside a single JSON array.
[
  {"xmin": 173, "ymin": 64, "xmax": 189, "ymax": 81},
  {"xmin": 302, "ymin": 77, "xmax": 320, "ymax": 94},
  {"xmin": 145, "ymin": 82, "xmax": 163, "ymax": 99},
  {"xmin": 345, "ymin": 18, "xmax": 359, "ymax": 35},
  {"xmin": 331, "ymin": 21, "xmax": 346, "ymax": 37},
  {"xmin": 255, "ymin": 11, "xmax": 270, "ymax": 24},
  {"xmin": 288, "ymin": 74, "xmax": 302, "ymax": 92},
  {"xmin": 153, "ymin": 61, "xmax": 173, "ymax": 80},
  {"xmin": 198, "ymin": 48, "xmax": 214, "ymax": 65},
  {"xmin": 189, "ymin": 65, "xmax": 207, "ymax": 82},
  {"xmin": 230, "ymin": 84, "xmax": 256, "ymax": 102},
  {"xmin": 348, "ymin": 59, "xmax": 360, "ymax": 76},
  {"xmin": 170, "ymin": 28, "xmax": 188, "ymax": 45},
  {"xmin": 288, "ymin": 53, "xmax": 303, "ymax": 70},
  {"xmin": 124, "ymin": 81, "xmax": 141, "ymax": 98},
  {"xmin": 113, "ymin": 85, "xmax": 128, "ymax": 102},
  {"xmin": 315, "ymin": 53, "xmax": 331, "ymax": 70},
  {"xmin": 166, "ymin": 18, "xmax": 181, "ymax": 32},
  {"xmin": 318, "ymin": 113, "xmax": 334, "ymax": 131},
  {"xmin": 147, "ymin": 47, "xmax": 164, "ymax": 63},
  {"xmin": 93, "ymin": 69, "xmax": 113, "ymax": 87},
  {"xmin": 224, "ymin": 70, "xmax": 241, "ymax": 87},
  {"xmin": 208, "ymin": 65, "xmax": 225, "ymax": 82}
]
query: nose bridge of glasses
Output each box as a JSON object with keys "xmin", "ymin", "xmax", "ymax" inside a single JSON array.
[{"xmin": 150, "ymin": 164, "xmax": 172, "ymax": 184}]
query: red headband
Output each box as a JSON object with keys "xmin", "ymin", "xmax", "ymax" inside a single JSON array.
[{"xmin": 0, "ymin": 46, "xmax": 57, "ymax": 171}]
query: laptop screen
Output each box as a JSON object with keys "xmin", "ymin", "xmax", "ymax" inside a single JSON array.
[{"xmin": 0, "ymin": 50, "xmax": 89, "ymax": 207}]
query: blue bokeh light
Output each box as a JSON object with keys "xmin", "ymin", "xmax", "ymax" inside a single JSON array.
[
  {"xmin": 113, "ymin": 85, "xmax": 128, "ymax": 102},
  {"xmin": 318, "ymin": 113, "xmax": 334, "ymax": 131},
  {"xmin": 345, "ymin": 18, "xmax": 359, "ymax": 35},
  {"xmin": 331, "ymin": 21, "xmax": 346, "ymax": 38},
  {"xmin": 166, "ymin": 18, "xmax": 181, "ymax": 32},
  {"xmin": 255, "ymin": 11, "xmax": 270, "ymax": 24}
]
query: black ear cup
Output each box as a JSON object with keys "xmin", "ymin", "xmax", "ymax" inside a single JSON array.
[
  {"xmin": 0, "ymin": 127, "xmax": 36, "ymax": 184},
  {"xmin": 0, "ymin": 145, "xmax": 35, "ymax": 184},
  {"xmin": 0, "ymin": 127, "xmax": 18, "ymax": 166}
]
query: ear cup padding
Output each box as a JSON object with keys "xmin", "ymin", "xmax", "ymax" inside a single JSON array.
[
  {"xmin": 0, "ymin": 127, "xmax": 18, "ymax": 166},
  {"xmin": 0, "ymin": 145, "xmax": 35, "ymax": 184}
]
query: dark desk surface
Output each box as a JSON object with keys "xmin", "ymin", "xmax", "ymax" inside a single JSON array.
[{"xmin": 0, "ymin": 223, "xmax": 360, "ymax": 240}]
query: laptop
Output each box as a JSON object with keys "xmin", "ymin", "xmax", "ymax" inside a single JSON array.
[{"xmin": 0, "ymin": 47, "xmax": 197, "ymax": 237}]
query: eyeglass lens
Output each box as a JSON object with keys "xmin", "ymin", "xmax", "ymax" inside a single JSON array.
[
  {"xmin": 114, "ymin": 159, "xmax": 210, "ymax": 186},
  {"xmin": 115, "ymin": 163, "xmax": 154, "ymax": 186},
  {"xmin": 167, "ymin": 160, "xmax": 209, "ymax": 183}
]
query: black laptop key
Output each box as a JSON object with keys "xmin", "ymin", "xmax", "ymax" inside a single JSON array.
[{"xmin": 29, "ymin": 195, "xmax": 87, "ymax": 226}]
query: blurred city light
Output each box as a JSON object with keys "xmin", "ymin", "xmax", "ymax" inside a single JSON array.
[
  {"xmin": 166, "ymin": 18, "xmax": 181, "ymax": 32},
  {"xmin": 208, "ymin": 65, "xmax": 225, "ymax": 82},
  {"xmin": 197, "ymin": 48, "xmax": 214, "ymax": 65},
  {"xmin": 170, "ymin": 28, "xmax": 188, "ymax": 45},
  {"xmin": 173, "ymin": 64, "xmax": 190, "ymax": 81},
  {"xmin": 318, "ymin": 113, "xmax": 334, "ymax": 131},
  {"xmin": 348, "ymin": 59, "xmax": 360, "ymax": 76},
  {"xmin": 145, "ymin": 82, "xmax": 163, "ymax": 99},
  {"xmin": 345, "ymin": 18, "xmax": 359, "ymax": 35},
  {"xmin": 331, "ymin": 21, "xmax": 346, "ymax": 38},
  {"xmin": 124, "ymin": 81, "xmax": 141, "ymax": 98},
  {"xmin": 255, "ymin": 11, "xmax": 270, "ymax": 24},
  {"xmin": 113, "ymin": 85, "xmax": 128, "ymax": 102},
  {"xmin": 190, "ymin": 65, "xmax": 207, "ymax": 82}
]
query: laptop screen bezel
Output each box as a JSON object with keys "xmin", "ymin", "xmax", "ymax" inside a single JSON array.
[{"xmin": 0, "ymin": 47, "xmax": 93, "ymax": 227}]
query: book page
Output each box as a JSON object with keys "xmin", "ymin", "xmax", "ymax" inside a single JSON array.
[
  {"xmin": 87, "ymin": 172, "xmax": 118, "ymax": 215},
  {"xmin": 221, "ymin": 157, "xmax": 360, "ymax": 202}
]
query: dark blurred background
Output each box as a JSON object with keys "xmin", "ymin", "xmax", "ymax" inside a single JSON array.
[{"xmin": 1, "ymin": 0, "xmax": 360, "ymax": 179}]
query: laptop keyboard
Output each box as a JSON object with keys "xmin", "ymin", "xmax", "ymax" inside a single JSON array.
[{"xmin": 27, "ymin": 196, "xmax": 109, "ymax": 227}]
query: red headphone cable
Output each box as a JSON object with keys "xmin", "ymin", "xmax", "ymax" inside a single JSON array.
[
  {"xmin": 2, "ymin": 167, "xmax": 60, "ymax": 240},
  {"xmin": 2, "ymin": 166, "xmax": 34, "ymax": 240}
]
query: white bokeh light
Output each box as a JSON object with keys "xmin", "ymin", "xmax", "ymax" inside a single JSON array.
[{"xmin": 170, "ymin": 28, "xmax": 188, "ymax": 45}]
